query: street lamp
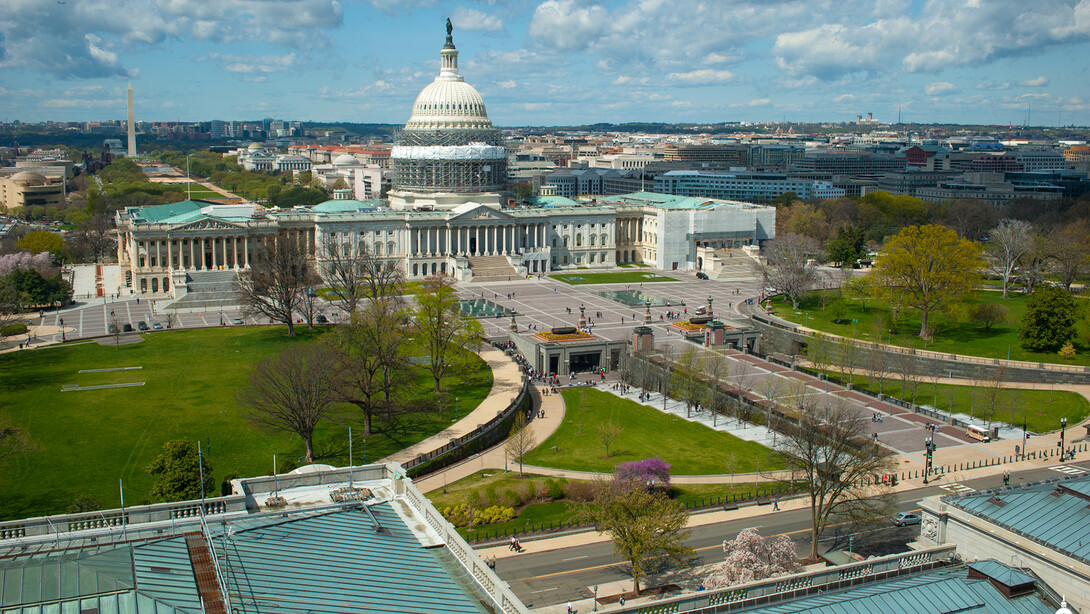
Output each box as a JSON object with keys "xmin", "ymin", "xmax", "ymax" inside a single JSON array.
[
  {"xmin": 1060, "ymin": 417, "xmax": 1068, "ymax": 459},
  {"xmin": 185, "ymin": 154, "xmax": 193, "ymax": 200},
  {"xmin": 923, "ymin": 436, "xmax": 936, "ymax": 484},
  {"xmin": 455, "ymin": 397, "xmax": 459, "ymax": 421}
]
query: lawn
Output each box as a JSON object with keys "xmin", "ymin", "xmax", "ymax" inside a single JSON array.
[
  {"xmin": 821, "ymin": 370, "xmax": 1089, "ymax": 434},
  {"xmin": 522, "ymin": 388, "xmax": 782, "ymax": 474},
  {"xmin": 0, "ymin": 326, "xmax": 492, "ymax": 520},
  {"xmin": 772, "ymin": 290, "xmax": 1090, "ymax": 366},
  {"xmin": 552, "ymin": 271, "xmax": 679, "ymax": 285},
  {"xmin": 426, "ymin": 470, "xmax": 786, "ymax": 540}
]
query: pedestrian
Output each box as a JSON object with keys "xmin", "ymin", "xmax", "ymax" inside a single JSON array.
[
  {"xmin": 567, "ymin": 601, "xmax": 574, "ymax": 614},
  {"xmin": 773, "ymin": 499, "xmax": 779, "ymax": 511}
]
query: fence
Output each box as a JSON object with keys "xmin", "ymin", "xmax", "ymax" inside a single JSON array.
[
  {"xmin": 604, "ymin": 545, "xmax": 957, "ymax": 613},
  {"xmin": 750, "ymin": 313, "xmax": 1090, "ymax": 384}
]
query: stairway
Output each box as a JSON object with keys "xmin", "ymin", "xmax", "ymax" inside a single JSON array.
[
  {"xmin": 169, "ymin": 270, "xmax": 241, "ymax": 310},
  {"xmin": 467, "ymin": 255, "xmax": 518, "ymax": 282},
  {"xmin": 183, "ymin": 532, "xmax": 227, "ymax": 614},
  {"xmin": 711, "ymin": 250, "xmax": 760, "ymax": 281}
]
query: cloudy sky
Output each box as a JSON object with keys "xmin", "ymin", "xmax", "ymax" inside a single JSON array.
[{"xmin": 1, "ymin": 0, "xmax": 1088, "ymax": 127}]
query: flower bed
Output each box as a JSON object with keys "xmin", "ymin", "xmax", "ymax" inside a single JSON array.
[
  {"xmin": 671, "ymin": 321, "xmax": 706, "ymax": 333},
  {"xmin": 534, "ymin": 330, "xmax": 595, "ymax": 342}
]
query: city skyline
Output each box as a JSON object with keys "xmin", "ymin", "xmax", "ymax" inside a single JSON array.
[{"xmin": 1, "ymin": 0, "xmax": 1089, "ymax": 127}]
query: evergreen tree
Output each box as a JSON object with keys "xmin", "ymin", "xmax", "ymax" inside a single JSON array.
[{"xmin": 1018, "ymin": 285, "xmax": 1078, "ymax": 352}]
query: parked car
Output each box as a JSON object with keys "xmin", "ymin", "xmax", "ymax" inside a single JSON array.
[
  {"xmin": 137, "ymin": 321, "xmax": 149, "ymax": 331},
  {"xmin": 316, "ymin": 314, "xmax": 329, "ymax": 324},
  {"xmin": 232, "ymin": 318, "xmax": 244, "ymax": 326},
  {"xmin": 696, "ymin": 271, "xmax": 709, "ymax": 280},
  {"xmin": 122, "ymin": 323, "xmax": 134, "ymax": 332},
  {"xmin": 152, "ymin": 322, "xmax": 163, "ymax": 330},
  {"xmin": 891, "ymin": 512, "xmax": 921, "ymax": 527},
  {"xmin": 108, "ymin": 323, "xmax": 119, "ymax": 334}
]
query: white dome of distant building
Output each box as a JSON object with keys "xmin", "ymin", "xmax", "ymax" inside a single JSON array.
[
  {"xmin": 247, "ymin": 142, "xmax": 264, "ymax": 151},
  {"xmin": 10, "ymin": 171, "xmax": 47, "ymax": 183},
  {"xmin": 332, "ymin": 154, "xmax": 361, "ymax": 166}
]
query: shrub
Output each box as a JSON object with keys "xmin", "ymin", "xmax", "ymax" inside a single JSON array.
[
  {"xmin": 1, "ymin": 323, "xmax": 28, "ymax": 338},
  {"xmin": 473, "ymin": 505, "xmax": 515, "ymax": 525},
  {"xmin": 969, "ymin": 303, "xmax": 1009, "ymax": 332},
  {"xmin": 221, "ymin": 473, "xmax": 239, "ymax": 496},
  {"xmin": 485, "ymin": 485, "xmax": 498, "ymax": 507},
  {"xmin": 502, "ymin": 488, "xmax": 522, "ymax": 507},
  {"xmin": 67, "ymin": 494, "xmax": 102, "ymax": 514},
  {"xmin": 278, "ymin": 458, "xmax": 298, "ymax": 473},
  {"xmin": 547, "ymin": 478, "xmax": 566, "ymax": 500},
  {"xmin": 565, "ymin": 481, "xmax": 596, "ymax": 502},
  {"xmin": 442, "ymin": 504, "xmax": 476, "ymax": 527},
  {"xmin": 1059, "ymin": 342, "xmax": 1076, "ymax": 361}
]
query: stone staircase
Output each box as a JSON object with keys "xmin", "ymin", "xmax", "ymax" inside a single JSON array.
[
  {"xmin": 712, "ymin": 250, "xmax": 760, "ymax": 281},
  {"xmin": 169, "ymin": 270, "xmax": 240, "ymax": 311},
  {"xmin": 467, "ymin": 255, "xmax": 518, "ymax": 282}
]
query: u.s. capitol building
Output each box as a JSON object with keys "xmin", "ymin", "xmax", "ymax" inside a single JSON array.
[{"xmin": 115, "ymin": 25, "xmax": 774, "ymax": 296}]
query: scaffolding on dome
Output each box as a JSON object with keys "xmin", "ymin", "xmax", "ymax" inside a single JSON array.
[{"xmin": 391, "ymin": 128, "xmax": 508, "ymax": 194}]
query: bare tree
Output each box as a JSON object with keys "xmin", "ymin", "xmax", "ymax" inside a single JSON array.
[
  {"xmin": 776, "ymin": 396, "xmax": 896, "ymax": 559},
  {"xmin": 867, "ymin": 348, "xmax": 892, "ymax": 398},
  {"xmin": 1051, "ymin": 220, "xmax": 1090, "ymax": 290},
  {"xmin": 986, "ymin": 219, "xmax": 1033, "ymax": 299},
  {"xmin": 756, "ymin": 233, "xmax": 823, "ymax": 309},
  {"xmin": 597, "ymin": 421, "xmax": 624, "ymax": 458},
  {"xmin": 238, "ymin": 343, "xmax": 341, "ymax": 462},
  {"xmin": 238, "ymin": 236, "xmax": 313, "ymax": 336},
  {"xmin": 298, "ymin": 288, "xmax": 321, "ymax": 329},
  {"xmin": 1018, "ymin": 231, "xmax": 1051, "ymax": 294},
  {"xmin": 705, "ymin": 353, "xmax": 730, "ymax": 424},
  {"xmin": 671, "ymin": 346, "xmax": 706, "ymax": 417},
  {"xmin": 979, "ymin": 366, "xmax": 1009, "ymax": 433},
  {"xmin": 329, "ymin": 293, "xmax": 410, "ymax": 436},
  {"xmin": 505, "ymin": 411, "xmax": 537, "ymax": 475},
  {"xmin": 321, "ymin": 234, "xmax": 404, "ymax": 315},
  {"xmin": 835, "ymin": 337, "xmax": 862, "ymax": 388},
  {"xmin": 69, "ymin": 209, "xmax": 116, "ymax": 264},
  {"xmin": 415, "ymin": 274, "xmax": 482, "ymax": 393}
]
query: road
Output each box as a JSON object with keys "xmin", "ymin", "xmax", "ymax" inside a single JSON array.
[{"xmin": 494, "ymin": 461, "xmax": 1090, "ymax": 609}]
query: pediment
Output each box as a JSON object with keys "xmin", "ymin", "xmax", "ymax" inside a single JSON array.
[
  {"xmin": 447, "ymin": 204, "xmax": 513, "ymax": 222},
  {"xmin": 173, "ymin": 217, "xmax": 242, "ymax": 232}
]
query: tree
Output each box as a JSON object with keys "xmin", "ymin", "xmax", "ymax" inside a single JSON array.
[
  {"xmin": 944, "ymin": 198, "xmax": 996, "ymax": 240},
  {"xmin": 237, "ymin": 343, "xmax": 340, "ymax": 462},
  {"xmin": 1018, "ymin": 231, "xmax": 1052, "ymax": 293},
  {"xmin": 969, "ymin": 303, "xmax": 1009, "ymax": 332},
  {"xmin": 237, "ymin": 236, "xmax": 313, "ymax": 336},
  {"xmin": 328, "ymin": 297, "xmax": 410, "ymax": 436},
  {"xmin": 979, "ymin": 366, "xmax": 1008, "ymax": 433},
  {"xmin": 145, "ymin": 439, "xmax": 214, "ymax": 503},
  {"xmin": 579, "ymin": 478, "xmax": 693, "ymax": 595},
  {"xmin": 757, "ymin": 233, "xmax": 823, "ymax": 309},
  {"xmin": 834, "ymin": 337, "xmax": 862, "ymax": 388},
  {"xmin": 615, "ymin": 457, "xmax": 672, "ymax": 490},
  {"xmin": 16, "ymin": 230, "xmax": 67, "ymax": 262},
  {"xmin": 986, "ymin": 220, "xmax": 1033, "ymax": 298},
  {"xmin": 1019, "ymin": 285, "xmax": 1078, "ymax": 352},
  {"xmin": 825, "ymin": 226, "xmax": 865, "ymax": 267},
  {"xmin": 704, "ymin": 528, "xmax": 800, "ymax": 588},
  {"xmin": 322, "ymin": 234, "xmax": 404, "ymax": 315},
  {"xmin": 69, "ymin": 209, "xmax": 116, "ymax": 264},
  {"xmin": 1051, "ymin": 220, "xmax": 1090, "ymax": 290},
  {"xmin": 775, "ymin": 396, "xmax": 896, "ymax": 559},
  {"xmin": 415, "ymin": 274, "xmax": 481, "ymax": 393},
  {"xmin": 671, "ymin": 346, "xmax": 706, "ymax": 417},
  {"xmin": 873, "ymin": 224, "xmax": 983, "ymax": 338},
  {"xmin": 596, "ymin": 421, "xmax": 624, "ymax": 458},
  {"xmin": 505, "ymin": 412, "xmax": 537, "ymax": 475},
  {"xmin": 1059, "ymin": 341, "xmax": 1076, "ymax": 361}
]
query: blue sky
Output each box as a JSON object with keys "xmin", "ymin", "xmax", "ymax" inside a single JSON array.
[{"xmin": 1, "ymin": 0, "xmax": 1088, "ymax": 127}]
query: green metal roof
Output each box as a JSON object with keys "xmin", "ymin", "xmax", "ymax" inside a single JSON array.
[
  {"xmin": 129, "ymin": 200, "xmax": 203, "ymax": 223},
  {"xmin": 598, "ymin": 191, "xmax": 722, "ymax": 209},
  {"xmin": 947, "ymin": 475, "xmax": 1090, "ymax": 562},
  {"xmin": 527, "ymin": 195, "xmax": 582, "ymax": 207},
  {"xmin": 312, "ymin": 199, "xmax": 381, "ymax": 213},
  {"xmin": 216, "ymin": 504, "xmax": 492, "ymax": 614},
  {"xmin": 744, "ymin": 564, "xmax": 1055, "ymax": 614}
]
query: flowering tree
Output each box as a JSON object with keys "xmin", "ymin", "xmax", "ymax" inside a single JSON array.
[
  {"xmin": 615, "ymin": 457, "xmax": 671, "ymax": 490},
  {"xmin": 0, "ymin": 252, "xmax": 55, "ymax": 277},
  {"xmin": 704, "ymin": 528, "xmax": 799, "ymax": 589}
]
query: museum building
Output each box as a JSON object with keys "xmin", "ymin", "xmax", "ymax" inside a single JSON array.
[{"xmin": 115, "ymin": 27, "xmax": 774, "ymax": 297}]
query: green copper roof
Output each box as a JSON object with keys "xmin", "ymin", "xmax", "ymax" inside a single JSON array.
[
  {"xmin": 598, "ymin": 191, "xmax": 722, "ymax": 209},
  {"xmin": 129, "ymin": 200, "xmax": 203, "ymax": 223},
  {"xmin": 312, "ymin": 199, "xmax": 381, "ymax": 213},
  {"xmin": 527, "ymin": 195, "xmax": 582, "ymax": 207}
]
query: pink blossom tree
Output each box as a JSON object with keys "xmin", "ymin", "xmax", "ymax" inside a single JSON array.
[
  {"xmin": 704, "ymin": 527, "xmax": 799, "ymax": 589},
  {"xmin": 614, "ymin": 457, "xmax": 671, "ymax": 490},
  {"xmin": 0, "ymin": 252, "xmax": 55, "ymax": 277}
]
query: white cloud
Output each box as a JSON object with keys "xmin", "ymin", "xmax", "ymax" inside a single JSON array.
[
  {"xmin": 201, "ymin": 52, "xmax": 302, "ymax": 75},
  {"xmin": 747, "ymin": 98, "xmax": 771, "ymax": 106},
  {"xmin": 834, "ymin": 94, "xmax": 856, "ymax": 102},
  {"xmin": 496, "ymin": 80, "xmax": 517, "ymax": 89},
  {"xmin": 925, "ymin": 81, "xmax": 958, "ymax": 95},
  {"xmin": 528, "ymin": 0, "xmax": 608, "ymax": 52},
  {"xmin": 451, "ymin": 7, "xmax": 504, "ymax": 32},
  {"xmin": 1020, "ymin": 75, "xmax": 1050, "ymax": 86},
  {"xmin": 0, "ymin": 0, "xmax": 343, "ymax": 79},
  {"xmin": 976, "ymin": 81, "xmax": 1012, "ymax": 90},
  {"xmin": 613, "ymin": 76, "xmax": 650, "ymax": 86},
  {"xmin": 666, "ymin": 69, "xmax": 734, "ymax": 84}
]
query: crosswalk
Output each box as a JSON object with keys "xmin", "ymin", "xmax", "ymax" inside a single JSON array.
[
  {"xmin": 939, "ymin": 483, "xmax": 976, "ymax": 494},
  {"xmin": 1049, "ymin": 465, "xmax": 1087, "ymax": 475}
]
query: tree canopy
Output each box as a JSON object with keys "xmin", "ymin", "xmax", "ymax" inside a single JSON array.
[
  {"xmin": 1018, "ymin": 285, "xmax": 1079, "ymax": 352},
  {"xmin": 145, "ymin": 439, "xmax": 214, "ymax": 503},
  {"xmin": 872, "ymin": 224, "xmax": 983, "ymax": 338}
]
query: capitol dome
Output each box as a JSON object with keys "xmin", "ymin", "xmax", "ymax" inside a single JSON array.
[{"xmin": 389, "ymin": 22, "xmax": 507, "ymax": 211}]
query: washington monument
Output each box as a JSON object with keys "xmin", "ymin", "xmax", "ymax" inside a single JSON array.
[{"xmin": 126, "ymin": 83, "xmax": 136, "ymax": 157}]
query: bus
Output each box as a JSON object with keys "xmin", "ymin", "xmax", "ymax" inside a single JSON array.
[{"xmin": 966, "ymin": 424, "xmax": 991, "ymax": 442}]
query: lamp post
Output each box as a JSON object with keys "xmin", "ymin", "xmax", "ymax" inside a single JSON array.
[
  {"xmin": 185, "ymin": 154, "xmax": 193, "ymax": 200},
  {"xmin": 923, "ymin": 436, "xmax": 935, "ymax": 484},
  {"xmin": 1060, "ymin": 417, "xmax": 1068, "ymax": 459},
  {"xmin": 455, "ymin": 397, "xmax": 459, "ymax": 421}
]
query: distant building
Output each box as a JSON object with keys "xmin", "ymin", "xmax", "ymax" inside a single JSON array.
[
  {"xmin": 915, "ymin": 172, "xmax": 1064, "ymax": 206},
  {"xmin": 0, "ymin": 170, "xmax": 65, "ymax": 211},
  {"xmin": 654, "ymin": 170, "xmax": 844, "ymax": 202},
  {"xmin": 789, "ymin": 151, "xmax": 907, "ymax": 179},
  {"xmin": 877, "ymin": 171, "xmax": 956, "ymax": 196},
  {"xmin": 1014, "ymin": 150, "xmax": 1071, "ymax": 172},
  {"xmin": 903, "ymin": 144, "xmax": 951, "ymax": 167},
  {"xmin": 664, "ymin": 143, "xmax": 748, "ymax": 166}
]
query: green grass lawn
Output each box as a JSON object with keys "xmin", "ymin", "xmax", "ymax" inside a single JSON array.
[
  {"xmin": 315, "ymin": 281, "xmax": 427, "ymax": 302},
  {"xmin": 773, "ymin": 290, "xmax": 1090, "ymax": 365},
  {"xmin": 552, "ymin": 271, "xmax": 679, "ymax": 285},
  {"xmin": 426, "ymin": 470, "xmax": 785, "ymax": 540},
  {"xmin": 823, "ymin": 370, "xmax": 1089, "ymax": 434},
  {"xmin": 0, "ymin": 327, "xmax": 492, "ymax": 520},
  {"xmin": 522, "ymin": 388, "xmax": 782, "ymax": 474}
]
